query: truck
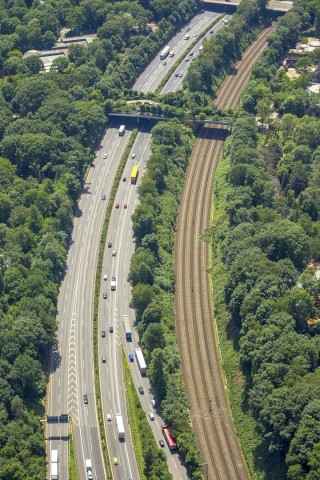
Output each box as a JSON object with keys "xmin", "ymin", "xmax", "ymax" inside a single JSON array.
[
  {"xmin": 162, "ymin": 425, "xmax": 177, "ymax": 451},
  {"xmin": 118, "ymin": 125, "xmax": 125, "ymax": 136},
  {"xmin": 51, "ymin": 450, "xmax": 58, "ymax": 480},
  {"xmin": 123, "ymin": 314, "xmax": 132, "ymax": 341},
  {"xmin": 85, "ymin": 459, "xmax": 93, "ymax": 479},
  {"xmin": 115, "ymin": 414, "xmax": 125, "ymax": 440},
  {"xmin": 111, "ymin": 276, "xmax": 116, "ymax": 291},
  {"xmin": 135, "ymin": 347, "xmax": 147, "ymax": 376},
  {"xmin": 130, "ymin": 165, "xmax": 139, "ymax": 184},
  {"xmin": 160, "ymin": 45, "xmax": 170, "ymax": 60}
]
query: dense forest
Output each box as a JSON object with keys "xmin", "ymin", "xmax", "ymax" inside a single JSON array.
[
  {"xmin": 0, "ymin": 0, "xmax": 201, "ymax": 478},
  {"xmin": 211, "ymin": 0, "xmax": 320, "ymax": 478}
]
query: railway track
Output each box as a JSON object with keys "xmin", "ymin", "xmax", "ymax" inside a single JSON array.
[{"xmin": 174, "ymin": 25, "xmax": 274, "ymax": 480}]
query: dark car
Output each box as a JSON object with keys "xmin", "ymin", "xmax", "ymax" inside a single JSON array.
[
  {"xmin": 109, "ymin": 326, "xmax": 113, "ymax": 333},
  {"xmin": 83, "ymin": 394, "xmax": 88, "ymax": 404},
  {"xmin": 101, "ymin": 330, "xmax": 106, "ymax": 338},
  {"xmin": 123, "ymin": 176, "xmax": 126, "ymax": 182},
  {"xmin": 138, "ymin": 386, "xmax": 144, "ymax": 394},
  {"xmin": 159, "ymin": 440, "xmax": 165, "ymax": 447},
  {"xmin": 175, "ymin": 73, "xmax": 179, "ymax": 77},
  {"xmin": 108, "ymin": 242, "xmax": 112, "ymax": 248}
]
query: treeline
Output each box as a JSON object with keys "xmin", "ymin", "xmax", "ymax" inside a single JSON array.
[
  {"xmin": 212, "ymin": 1, "xmax": 320, "ymax": 478},
  {"xmin": 129, "ymin": 119, "xmax": 203, "ymax": 479},
  {"xmin": 0, "ymin": 0, "xmax": 204, "ymax": 477}
]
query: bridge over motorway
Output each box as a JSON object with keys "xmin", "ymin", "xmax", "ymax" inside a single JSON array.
[
  {"xmin": 203, "ymin": 0, "xmax": 293, "ymax": 12},
  {"xmin": 109, "ymin": 112, "xmax": 233, "ymax": 128}
]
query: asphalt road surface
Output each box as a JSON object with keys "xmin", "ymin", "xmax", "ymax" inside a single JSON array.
[
  {"xmin": 99, "ymin": 125, "xmax": 189, "ymax": 480},
  {"xmin": 133, "ymin": 10, "xmax": 220, "ymax": 93},
  {"xmin": 48, "ymin": 120, "xmax": 136, "ymax": 480},
  {"xmin": 161, "ymin": 15, "xmax": 231, "ymax": 94}
]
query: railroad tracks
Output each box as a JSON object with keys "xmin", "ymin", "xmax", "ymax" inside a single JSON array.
[{"xmin": 174, "ymin": 24, "xmax": 275, "ymax": 480}]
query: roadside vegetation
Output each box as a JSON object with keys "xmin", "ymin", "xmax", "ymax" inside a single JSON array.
[
  {"xmin": 127, "ymin": 119, "xmax": 205, "ymax": 479},
  {"xmin": 123, "ymin": 351, "xmax": 171, "ymax": 480},
  {"xmin": 0, "ymin": 0, "xmax": 201, "ymax": 476}
]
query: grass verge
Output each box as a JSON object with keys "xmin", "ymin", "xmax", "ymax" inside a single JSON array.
[
  {"xmin": 211, "ymin": 148, "xmax": 275, "ymax": 480},
  {"xmin": 122, "ymin": 350, "xmax": 147, "ymax": 479},
  {"xmin": 155, "ymin": 14, "xmax": 225, "ymax": 95},
  {"xmin": 92, "ymin": 129, "xmax": 139, "ymax": 480},
  {"xmin": 69, "ymin": 421, "xmax": 79, "ymax": 480}
]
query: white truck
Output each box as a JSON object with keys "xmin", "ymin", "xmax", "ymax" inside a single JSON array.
[
  {"xmin": 135, "ymin": 347, "xmax": 147, "ymax": 376},
  {"xmin": 118, "ymin": 125, "xmax": 125, "ymax": 136},
  {"xmin": 85, "ymin": 459, "xmax": 93, "ymax": 479},
  {"xmin": 160, "ymin": 45, "xmax": 170, "ymax": 60},
  {"xmin": 51, "ymin": 450, "xmax": 58, "ymax": 480},
  {"xmin": 115, "ymin": 414, "xmax": 125, "ymax": 440},
  {"xmin": 111, "ymin": 276, "xmax": 116, "ymax": 291}
]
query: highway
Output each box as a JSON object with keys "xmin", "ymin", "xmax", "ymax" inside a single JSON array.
[
  {"xmin": 48, "ymin": 120, "xmax": 136, "ymax": 480},
  {"xmin": 161, "ymin": 15, "xmax": 231, "ymax": 94},
  {"xmin": 133, "ymin": 10, "xmax": 220, "ymax": 93},
  {"xmin": 99, "ymin": 125, "xmax": 189, "ymax": 480}
]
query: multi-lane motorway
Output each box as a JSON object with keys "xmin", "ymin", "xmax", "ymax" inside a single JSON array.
[
  {"xmin": 160, "ymin": 15, "xmax": 231, "ymax": 94},
  {"xmin": 133, "ymin": 10, "xmax": 221, "ymax": 93},
  {"xmin": 48, "ymin": 121, "xmax": 136, "ymax": 480}
]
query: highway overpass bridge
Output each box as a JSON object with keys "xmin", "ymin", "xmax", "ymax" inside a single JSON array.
[
  {"xmin": 203, "ymin": 0, "xmax": 293, "ymax": 13},
  {"xmin": 109, "ymin": 112, "xmax": 233, "ymax": 129}
]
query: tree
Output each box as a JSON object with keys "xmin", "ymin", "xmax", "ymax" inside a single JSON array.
[{"xmin": 131, "ymin": 283, "xmax": 153, "ymax": 320}]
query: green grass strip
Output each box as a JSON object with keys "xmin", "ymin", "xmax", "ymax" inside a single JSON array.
[
  {"xmin": 122, "ymin": 350, "xmax": 147, "ymax": 479},
  {"xmin": 93, "ymin": 128, "xmax": 139, "ymax": 480},
  {"xmin": 69, "ymin": 421, "xmax": 79, "ymax": 480},
  {"xmin": 155, "ymin": 14, "xmax": 225, "ymax": 95}
]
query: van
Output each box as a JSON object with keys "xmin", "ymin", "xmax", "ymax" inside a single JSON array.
[{"xmin": 169, "ymin": 51, "xmax": 174, "ymax": 57}]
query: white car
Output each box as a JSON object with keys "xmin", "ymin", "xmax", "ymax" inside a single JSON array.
[
  {"xmin": 103, "ymin": 274, "xmax": 108, "ymax": 281},
  {"xmin": 107, "ymin": 414, "xmax": 111, "ymax": 421},
  {"xmin": 131, "ymin": 153, "xmax": 136, "ymax": 159},
  {"xmin": 112, "ymin": 251, "xmax": 116, "ymax": 257},
  {"xmin": 103, "ymin": 153, "xmax": 107, "ymax": 159},
  {"xmin": 149, "ymin": 412, "xmax": 155, "ymax": 421},
  {"xmin": 151, "ymin": 399, "xmax": 156, "ymax": 407}
]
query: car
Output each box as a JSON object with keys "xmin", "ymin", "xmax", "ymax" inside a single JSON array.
[
  {"xmin": 163, "ymin": 61, "xmax": 166, "ymax": 66},
  {"xmin": 83, "ymin": 394, "xmax": 88, "ymax": 404},
  {"xmin": 210, "ymin": 30, "xmax": 213, "ymax": 34},
  {"xmin": 103, "ymin": 153, "xmax": 107, "ymax": 159},
  {"xmin": 102, "ymin": 194, "xmax": 106, "ymax": 200},
  {"xmin": 131, "ymin": 153, "xmax": 136, "ymax": 159},
  {"xmin": 175, "ymin": 73, "xmax": 179, "ymax": 77},
  {"xmin": 187, "ymin": 26, "xmax": 190, "ymax": 32},
  {"xmin": 179, "ymin": 73, "xmax": 183, "ymax": 78},
  {"xmin": 108, "ymin": 242, "xmax": 112, "ymax": 248},
  {"xmin": 184, "ymin": 34, "xmax": 189, "ymax": 40},
  {"xmin": 107, "ymin": 414, "xmax": 111, "ymax": 421},
  {"xmin": 124, "ymin": 204, "xmax": 128, "ymax": 209},
  {"xmin": 129, "ymin": 354, "xmax": 134, "ymax": 362},
  {"xmin": 185, "ymin": 57, "xmax": 189, "ymax": 62},
  {"xmin": 123, "ymin": 176, "xmax": 126, "ymax": 181},
  {"xmin": 101, "ymin": 330, "xmax": 106, "ymax": 337},
  {"xmin": 138, "ymin": 386, "xmax": 144, "ymax": 394},
  {"xmin": 151, "ymin": 399, "xmax": 156, "ymax": 407},
  {"xmin": 115, "ymin": 203, "xmax": 120, "ymax": 208},
  {"xmin": 189, "ymin": 52, "xmax": 194, "ymax": 56},
  {"xmin": 149, "ymin": 412, "xmax": 155, "ymax": 421},
  {"xmin": 102, "ymin": 356, "xmax": 106, "ymax": 363},
  {"xmin": 159, "ymin": 440, "xmax": 165, "ymax": 448},
  {"xmin": 103, "ymin": 274, "xmax": 108, "ymax": 281},
  {"xmin": 109, "ymin": 326, "xmax": 113, "ymax": 333},
  {"xmin": 103, "ymin": 292, "xmax": 107, "ymax": 299},
  {"xmin": 193, "ymin": 33, "xmax": 197, "ymax": 37},
  {"xmin": 199, "ymin": 45, "xmax": 203, "ymax": 51},
  {"xmin": 112, "ymin": 250, "xmax": 116, "ymax": 256},
  {"xmin": 113, "ymin": 457, "xmax": 119, "ymax": 465}
]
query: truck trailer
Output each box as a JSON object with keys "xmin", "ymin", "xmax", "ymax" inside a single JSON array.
[
  {"xmin": 135, "ymin": 347, "xmax": 147, "ymax": 376},
  {"xmin": 123, "ymin": 314, "xmax": 132, "ymax": 341},
  {"xmin": 50, "ymin": 450, "xmax": 58, "ymax": 480},
  {"xmin": 85, "ymin": 459, "xmax": 93, "ymax": 480},
  {"xmin": 160, "ymin": 45, "xmax": 170, "ymax": 60},
  {"xmin": 115, "ymin": 414, "xmax": 125, "ymax": 440}
]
